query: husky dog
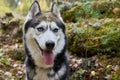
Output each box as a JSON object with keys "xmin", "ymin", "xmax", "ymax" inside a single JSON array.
[{"xmin": 23, "ymin": 1, "xmax": 69, "ymax": 80}]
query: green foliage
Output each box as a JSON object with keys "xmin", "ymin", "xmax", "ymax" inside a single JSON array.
[
  {"xmin": 16, "ymin": 0, "xmax": 50, "ymax": 14},
  {"xmin": 81, "ymin": 0, "xmax": 94, "ymax": 3},
  {"xmin": 62, "ymin": 1, "xmax": 120, "ymax": 22},
  {"xmin": 0, "ymin": 55, "xmax": 10, "ymax": 66},
  {"xmin": 0, "ymin": 1, "xmax": 11, "ymax": 15},
  {"xmin": 16, "ymin": 0, "xmax": 33, "ymax": 14},
  {"xmin": 14, "ymin": 49, "xmax": 24, "ymax": 61},
  {"xmin": 62, "ymin": 2, "xmax": 101, "ymax": 22},
  {"xmin": 83, "ymin": 3, "xmax": 101, "ymax": 18},
  {"xmin": 67, "ymin": 19, "xmax": 120, "ymax": 57},
  {"xmin": 0, "ymin": 0, "xmax": 50, "ymax": 15},
  {"xmin": 71, "ymin": 69, "xmax": 86, "ymax": 80},
  {"xmin": 93, "ymin": 1, "xmax": 120, "ymax": 18},
  {"xmin": 111, "ymin": 68, "xmax": 120, "ymax": 80}
]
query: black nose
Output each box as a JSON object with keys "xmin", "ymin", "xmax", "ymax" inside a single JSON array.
[{"xmin": 46, "ymin": 40, "xmax": 55, "ymax": 49}]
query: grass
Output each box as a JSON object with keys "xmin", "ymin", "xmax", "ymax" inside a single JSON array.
[
  {"xmin": 0, "ymin": 0, "xmax": 50, "ymax": 15},
  {"xmin": 0, "ymin": 1, "xmax": 11, "ymax": 15}
]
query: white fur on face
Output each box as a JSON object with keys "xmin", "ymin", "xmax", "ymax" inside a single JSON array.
[
  {"xmin": 25, "ymin": 28, "xmax": 53, "ymax": 68},
  {"xmin": 53, "ymin": 30, "xmax": 65, "ymax": 55},
  {"xmin": 33, "ymin": 21, "xmax": 65, "ymax": 54},
  {"xmin": 34, "ymin": 21, "xmax": 59, "ymax": 50}
]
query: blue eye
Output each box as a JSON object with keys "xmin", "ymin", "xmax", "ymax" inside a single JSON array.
[
  {"xmin": 37, "ymin": 27, "xmax": 44, "ymax": 32},
  {"xmin": 53, "ymin": 28, "xmax": 59, "ymax": 33}
]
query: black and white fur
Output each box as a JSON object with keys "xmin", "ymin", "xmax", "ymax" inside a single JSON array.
[{"xmin": 23, "ymin": 1, "xmax": 69, "ymax": 80}]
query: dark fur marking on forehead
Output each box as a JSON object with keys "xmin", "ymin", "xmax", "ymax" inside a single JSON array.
[
  {"xmin": 35, "ymin": 12, "xmax": 66, "ymax": 32},
  {"xmin": 24, "ymin": 19, "xmax": 39, "ymax": 33},
  {"xmin": 34, "ymin": 12, "xmax": 59, "ymax": 22},
  {"xmin": 24, "ymin": 12, "xmax": 65, "ymax": 33}
]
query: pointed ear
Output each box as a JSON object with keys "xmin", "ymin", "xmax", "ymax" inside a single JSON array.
[
  {"xmin": 26, "ymin": 1, "xmax": 41, "ymax": 21},
  {"xmin": 51, "ymin": 2, "xmax": 61, "ymax": 17},
  {"xmin": 51, "ymin": 2, "xmax": 64, "ymax": 23}
]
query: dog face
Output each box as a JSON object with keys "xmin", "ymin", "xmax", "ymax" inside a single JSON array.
[
  {"xmin": 23, "ymin": 1, "xmax": 66, "ymax": 67},
  {"xmin": 34, "ymin": 21, "xmax": 61, "ymax": 51}
]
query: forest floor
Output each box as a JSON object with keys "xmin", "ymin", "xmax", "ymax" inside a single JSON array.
[{"xmin": 0, "ymin": 13, "xmax": 120, "ymax": 80}]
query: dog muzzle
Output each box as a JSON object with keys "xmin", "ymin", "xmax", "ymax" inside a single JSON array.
[{"xmin": 34, "ymin": 39, "xmax": 55, "ymax": 65}]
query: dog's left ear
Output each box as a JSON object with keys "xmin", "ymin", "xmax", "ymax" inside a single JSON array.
[
  {"xmin": 51, "ymin": 2, "xmax": 64, "ymax": 23},
  {"xmin": 26, "ymin": 1, "xmax": 41, "ymax": 21},
  {"xmin": 51, "ymin": 2, "xmax": 60, "ymax": 17}
]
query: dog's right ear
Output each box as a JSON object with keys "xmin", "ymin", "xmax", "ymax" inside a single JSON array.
[{"xmin": 26, "ymin": 1, "xmax": 41, "ymax": 21}]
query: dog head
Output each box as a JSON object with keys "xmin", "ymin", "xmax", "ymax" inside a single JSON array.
[{"xmin": 23, "ymin": 1, "xmax": 66, "ymax": 67}]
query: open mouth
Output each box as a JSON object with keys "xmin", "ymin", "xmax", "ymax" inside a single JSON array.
[
  {"xmin": 34, "ymin": 39, "xmax": 54, "ymax": 65},
  {"xmin": 42, "ymin": 50, "xmax": 54, "ymax": 65}
]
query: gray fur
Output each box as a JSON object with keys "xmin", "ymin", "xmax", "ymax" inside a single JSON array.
[{"xmin": 23, "ymin": 1, "xmax": 69, "ymax": 80}]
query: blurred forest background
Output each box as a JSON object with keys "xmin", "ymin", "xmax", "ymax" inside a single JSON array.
[{"xmin": 0, "ymin": 0, "xmax": 120, "ymax": 80}]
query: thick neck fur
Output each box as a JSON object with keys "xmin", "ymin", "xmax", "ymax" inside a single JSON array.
[{"xmin": 33, "ymin": 68, "xmax": 52, "ymax": 80}]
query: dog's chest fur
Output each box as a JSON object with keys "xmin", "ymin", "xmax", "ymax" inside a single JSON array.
[
  {"xmin": 27, "ymin": 63, "xmax": 67, "ymax": 80},
  {"xmin": 33, "ymin": 68, "xmax": 52, "ymax": 80}
]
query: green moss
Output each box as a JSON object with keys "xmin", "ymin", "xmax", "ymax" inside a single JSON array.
[
  {"xmin": 14, "ymin": 48, "xmax": 25, "ymax": 61},
  {"xmin": 62, "ymin": 5, "xmax": 83, "ymax": 22},
  {"xmin": 67, "ymin": 19, "xmax": 120, "ymax": 57},
  {"xmin": 62, "ymin": 1, "xmax": 120, "ymax": 22},
  {"xmin": 93, "ymin": 1, "xmax": 120, "ymax": 18}
]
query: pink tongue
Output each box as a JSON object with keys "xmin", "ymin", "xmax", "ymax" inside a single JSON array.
[{"xmin": 42, "ymin": 51, "xmax": 54, "ymax": 65}]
